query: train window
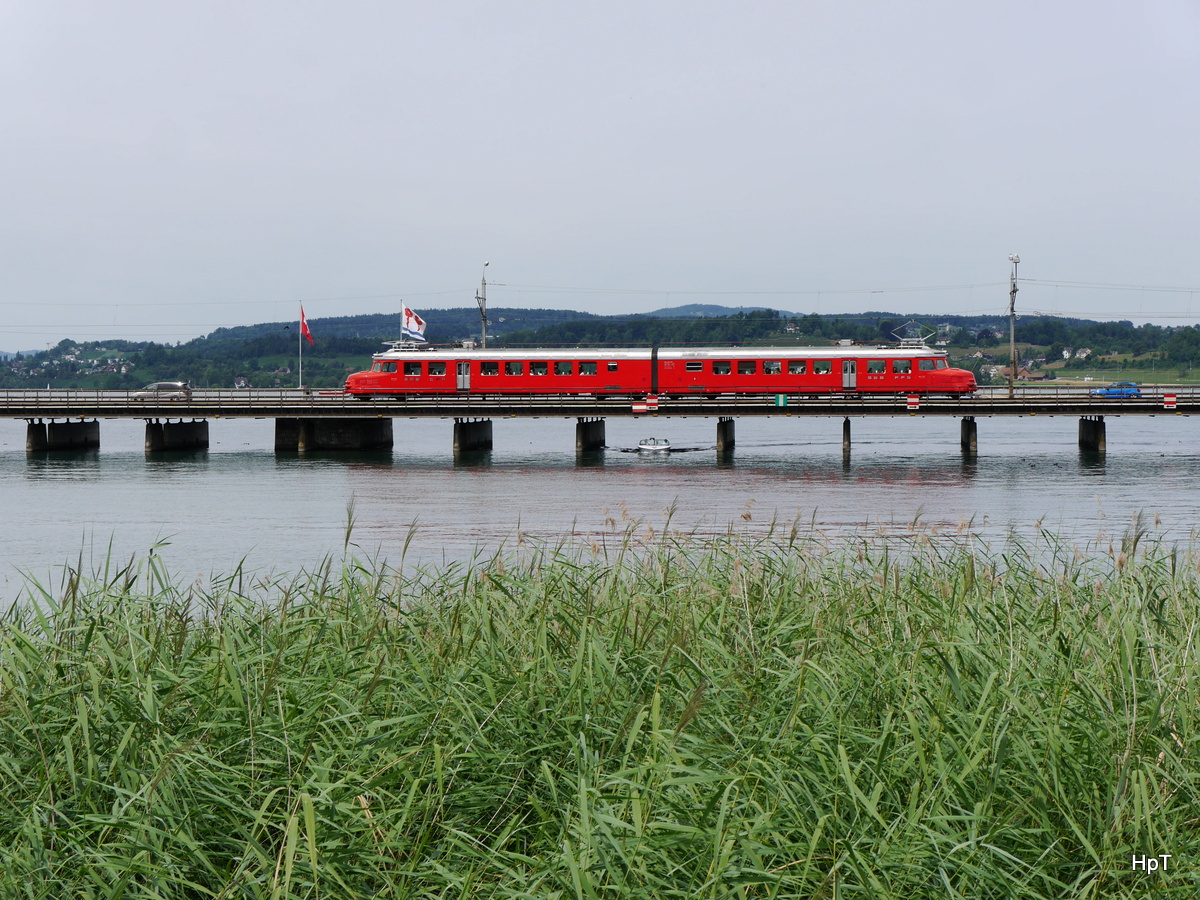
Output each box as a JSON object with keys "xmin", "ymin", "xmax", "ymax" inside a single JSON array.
[
  {"xmin": 737, "ymin": 361, "xmax": 757, "ymax": 375},
  {"xmin": 607, "ymin": 362, "xmax": 619, "ymax": 372},
  {"xmin": 381, "ymin": 362, "xmax": 398, "ymax": 373},
  {"xmin": 579, "ymin": 361, "xmax": 597, "ymax": 375},
  {"xmin": 554, "ymin": 361, "xmax": 573, "ymax": 376},
  {"xmin": 372, "ymin": 362, "xmax": 382, "ymax": 372},
  {"xmin": 403, "ymin": 362, "xmax": 420, "ymax": 376},
  {"xmin": 429, "ymin": 362, "xmax": 447, "ymax": 376},
  {"xmin": 531, "ymin": 361, "xmax": 548, "ymax": 376},
  {"xmin": 787, "ymin": 360, "xmax": 807, "ymax": 374},
  {"xmin": 813, "ymin": 360, "xmax": 832, "ymax": 375},
  {"xmin": 919, "ymin": 359, "xmax": 938, "ymax": 371},
  {"xmin": 763, "ymin": 360, "xmax": 782, "ymax": 375},
  {"xmin": 867, "ymin": 360, "xmax": 886, "ymax": 374},
  {"xmin": 893, "ymin": 360, "xmax": 912, "ymax": 374},
  {"xmin": 685, "ymin": 361, "xmax": 703, "ymax": 372},
  {"xmin": 936, "ymin": 359, "xmax": 948, "ymax": 369},
  {"xmin": 504, "ymin": 361, "xmax": 523, "ymax": 376},
  {"xmin": 481, "ymin": 362, "xmax": 500, "ymax": 376},
  {"xmin": 712, "ymin": 361, "xmax": 732, "ymax": 375}
]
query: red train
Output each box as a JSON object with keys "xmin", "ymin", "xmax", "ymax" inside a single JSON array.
[{"xmin": 344, "ymin": 341, "xmax": 976, "ymax": 398}]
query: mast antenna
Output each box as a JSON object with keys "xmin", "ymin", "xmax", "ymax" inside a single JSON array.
[
  {"xmin": 475, "ymin": 261, "xmax": 490, "ymax": 348},
  {"xmin": 1008, "ymin": 254, "xmax": 1020, "ymax": 399}
]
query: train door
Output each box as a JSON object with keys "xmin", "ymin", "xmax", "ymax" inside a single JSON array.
[
  {"xmin": 842, "ymin": 360, "xmax": 857, "ymax": 390},
  {"xmin": 456, "ymin": 361, "xmax": 471, "ymax": 391}
]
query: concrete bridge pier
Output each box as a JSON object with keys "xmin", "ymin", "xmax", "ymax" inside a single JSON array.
[
  {"xmin": 453, "ymin": 418, "xmax": 493, "ymax": 452},
  {"xmin": 716, "ymin": 416, "xmax": 735, "ymax": 452},
  {"xmin": 1079, "ymin": 415, "xmax": 1106, "ymax": 453},
  {"xmin": 275, "ymin": 417, "xmax": 394, "ymax": 452},
  {"xmin": 960, "ymin": 416, "xmax": 978, "ymax": 454},
  {"xmin": 26, "ymin": 419, "xmax": 100, "ymax": 451},
  {"xmin": 145, "ymin": 419, "xmax": 209, "ymax": 451},
  {"xmin": 575, "ymin": 417, "xmax": 606, "ymax": 453}
]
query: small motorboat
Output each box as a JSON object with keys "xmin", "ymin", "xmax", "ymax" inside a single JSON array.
[{"xmin": 638, "ymin": 437, "xmax": 671, "ymax": 452}]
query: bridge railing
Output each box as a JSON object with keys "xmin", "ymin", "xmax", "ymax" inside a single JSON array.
[
  {"xmin": 0, "ymin": 388, "xmax": 352, "ymax": 407},
  {"xmin": 0, "ymin": 384, "xmax": 1196, "ymax": 414}
]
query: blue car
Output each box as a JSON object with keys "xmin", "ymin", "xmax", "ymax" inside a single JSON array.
[{"xmin": 1089, "ymin": 381, "xmax": 1141, "ymax": 398}]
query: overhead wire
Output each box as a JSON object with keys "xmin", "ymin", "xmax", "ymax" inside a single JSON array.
[
  {"xmin": 3, "ymin": 276, "xmax": 1200, "ymax": 342},
  {"xmin": 1020, "ymin": 278, "xmax": 1200, "ymax": 294},
  {"xmin": 490, "ymin": 281, "xmax": 1008, "ymax": 296},
  {"xmin": 0, "ymin": 288, "xmax": 463, "ymax": 309}
]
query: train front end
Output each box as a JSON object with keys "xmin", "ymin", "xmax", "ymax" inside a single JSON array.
[
  {"xmin": 343, "ymin": 368, "xmax": 378, "ymax": 397},
  {"xmin": 938, "ymin": 364, "xmax": 977, "ymax": 393}
]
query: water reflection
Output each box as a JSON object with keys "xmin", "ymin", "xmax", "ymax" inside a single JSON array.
[
  {"xmin": 24, "ymin": 450, "xmax": 102, "ymax": 476},
  {"xmin": 453, "ymin": 450, "xmax": 493, "ymax": 469},
  {"xmin": 273, "ymin": 450, "xmax": 396, "ymax": 470},
  {"xmin": 575, "ymin": 450, "xmax": 605, "ymax": 468},
  {"xmin": 144, "ymin": 450, "xmax": 210, "ymax": 465},
  {"xmin": 959, "ymin": 454, "xmax": 978, "ymax": 480},
  {"xmin": 5, "ymin": 416, "xmax": 1200, "ymax": 579}
]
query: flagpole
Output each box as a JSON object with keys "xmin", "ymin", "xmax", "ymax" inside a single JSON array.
[{"xmin": 298, "ymin": 304, "xmax": 303, "ymax": 390}]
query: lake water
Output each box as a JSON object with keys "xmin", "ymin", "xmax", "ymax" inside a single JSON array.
[{"xmin": 1, "ymin": 412, "xmax": 1198, "ymax": 597}]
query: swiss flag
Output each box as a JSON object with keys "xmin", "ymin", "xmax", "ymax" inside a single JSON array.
[{"xmin": 300, "ymin": 306, "xmax": 314, "ymax": 344}]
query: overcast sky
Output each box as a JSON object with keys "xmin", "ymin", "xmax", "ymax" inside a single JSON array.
[{"xmin": 3, "ymin": 1, "xmax": 1199, "ymax": 350}]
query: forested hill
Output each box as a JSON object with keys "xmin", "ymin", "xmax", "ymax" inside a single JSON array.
[
  {"xmin": 6, "ymin": 306, "xmax": 1200, "ymax": 390},
  {"xmin": 498, "ymin": 309, "xmax": 1178, "ymax": 350},
  {"xmin": 203, "ymin": 307, "xmax": 603, "ymax": 348}
]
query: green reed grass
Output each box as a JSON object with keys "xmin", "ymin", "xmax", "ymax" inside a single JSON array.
[{"xmin": 1, "ymin": 527, "xmax": 1198, "ymax": 898}]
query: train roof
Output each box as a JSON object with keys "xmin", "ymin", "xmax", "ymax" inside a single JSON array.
[
  {"xmin": 657, "ymin": 345, "xmax": 946, "ymax": 359},
  {"xmin": 371, "ymin": 343, "xmax": 949, "ymax": 361}
]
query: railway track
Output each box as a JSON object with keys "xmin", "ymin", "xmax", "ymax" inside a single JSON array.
[{"xmin": 0, "ymin": 387, "xmax": 1194, "ymax": 419}]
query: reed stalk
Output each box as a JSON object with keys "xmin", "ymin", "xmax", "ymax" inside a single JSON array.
[{"xmin": 0, "ymin": 528, "xmax": 1197, "ymax": 897}]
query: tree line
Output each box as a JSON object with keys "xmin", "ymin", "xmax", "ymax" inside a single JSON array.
[{"xmin": 4, "ymin": 308, "xmax": 1199, "ymax": 389}]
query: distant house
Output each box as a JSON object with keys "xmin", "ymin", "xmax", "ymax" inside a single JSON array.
[
  {"xmin": 1074, "ymin": 348, "xmax": 1092, "ymax": 359},
  {"xmin": 998, "ymin": 366, "xmax": 1041, "ymax": 381}
]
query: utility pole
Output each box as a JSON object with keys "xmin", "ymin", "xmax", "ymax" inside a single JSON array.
[
  {"xmin": 1008, "ymin": 254, "xmax": 1020, "ymax": 399},
  {"xmin": 475, "ymin": 261, "xmax": 490, "ymax": 348}
]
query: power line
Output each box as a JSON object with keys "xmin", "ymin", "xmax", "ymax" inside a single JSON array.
[
  {"xmin": 0, "ymin": 288, "xmax": 464, "ymax": 310},
  {"xmin": 3, "ymin": 277, "xmax": 1196, "ymax": 311},
  {"xmin": 0, "ymin": 327, "xmax": 254, "ymax": 335},
  {"xmin": 491, "ymin": 281, "xmax": 1007, "ymax": 296},
  {"xmin": 1021, "ymin": 309, "xmax": 1200, "ymax": 320},
  {"xmin": 1021, "ymin": 278, "xmax": 1200, "ymax": 293},
  {"xmin": 3, "ymin": 277, "xmax": 1200, "ymax": 341}
]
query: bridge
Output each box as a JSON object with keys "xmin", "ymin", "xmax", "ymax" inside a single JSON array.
[{"xmin": 3, "ymin": 386, "xmax": 1194, "ymax": 453}]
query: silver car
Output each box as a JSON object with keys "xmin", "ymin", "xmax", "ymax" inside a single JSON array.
[{"xmin": 132, "ymin": 381, "xmax": 192, "ymax": 400}]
